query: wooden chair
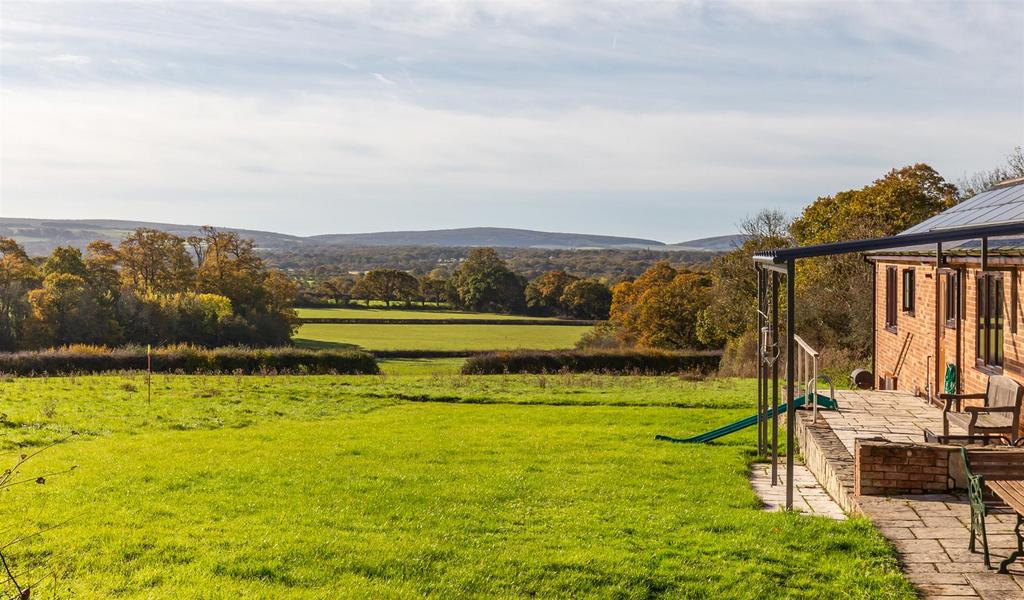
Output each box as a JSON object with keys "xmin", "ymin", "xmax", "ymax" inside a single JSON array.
[{"xmin": 942, "ymin": 375, "xmax": 1024, "ymax": 444}]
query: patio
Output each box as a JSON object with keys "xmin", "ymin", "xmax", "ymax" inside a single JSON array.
[{"xmin": 798, "ymin": 388, "xmax": 1024, "ymax": 599}]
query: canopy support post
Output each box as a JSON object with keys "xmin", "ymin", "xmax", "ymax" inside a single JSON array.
[
  {"xmin": 756, "ymin": 266, "xmax": 765, "ymax": 457},
  {"xmin": 786, "ymin": 259, "xmax": 796, "ymax": 510},
  {"xmin": 771, "ymin": 270, "xmax": 780, "ymax": 486}
]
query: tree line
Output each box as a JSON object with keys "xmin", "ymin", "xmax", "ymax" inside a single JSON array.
[
  {"xmin": 268, "ymin": 245, "xmax": 714, "ymax": 284},
  {"xmin": 304, "ymin": 248, "xmax": 613, "ymax": 320},
  {"xmin": 0, "ymin": 227, "xmax": 298, "ymax": 350}
]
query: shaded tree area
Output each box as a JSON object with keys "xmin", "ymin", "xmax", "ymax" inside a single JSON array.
[
  {"xmin": 1, "ymin": 227, "xmax": 297, "ymax": 351},
  {"xmin": 321, "ymin": 251, "xmax": 614, "ymax": 319}
]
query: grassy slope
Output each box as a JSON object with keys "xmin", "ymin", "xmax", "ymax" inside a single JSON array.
[
  {"xmin": 294, "ymin": 323, "xmax": 589, "ymax": 351},
  {"xmin": 297, "ymin": 307, "xmax": 562, "ymax": 321},
  {"xmin": 0, "ymin": 376, "xmax": 913, "ymax": 599}
]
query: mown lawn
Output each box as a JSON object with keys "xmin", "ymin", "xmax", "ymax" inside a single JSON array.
[
  {"xmin": 294, "ymin": 323, "xmax": 590, "ymax": 351},
  {"xmin": 297, "ymin": 307, "xmax": 563, "ymax": 321},
  {"xmin": 0, "ymin": 375, "xmax": 914, "ymax": 599}
]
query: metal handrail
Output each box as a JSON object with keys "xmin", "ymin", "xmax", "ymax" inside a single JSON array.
[
  {"xmin": 793, "ymin": 335, "xmax": 821, "ymax": 422},
  {"xmin": 794, "ymin": 335, "xmax": 819, "ymax": 358}
]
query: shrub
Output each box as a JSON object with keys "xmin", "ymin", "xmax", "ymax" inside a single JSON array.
[
  {"xmin": 0, "ymin": 346, "xmax": 378, "ymax": 376},
  {"xmin": 716, "ymin": 330, "xmax": 758, "ymax": 378},
  {"xmin": 460, "ymin": 350, "xmax": 721, "ymax": 375}
]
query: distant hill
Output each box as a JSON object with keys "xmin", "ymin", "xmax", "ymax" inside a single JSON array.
[
  {"xmin": 308, "ymin": 227, "xmax": 663, "ymax": 249},
  {"xmin": 0, "ymin": 218, "xmax": 305, "ymax": 256},
  {"xmin": 0, "ymin": 218, "xmax": 737, "ymax": 255},
  {"xmin": 669, "ymin": 234, "xmax": 747, "ymax": 252}
]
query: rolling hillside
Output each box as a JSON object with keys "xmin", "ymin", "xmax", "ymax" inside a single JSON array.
[{"xmin": 0, "ymin": 217, "xmax": 742, "ymax": 255}]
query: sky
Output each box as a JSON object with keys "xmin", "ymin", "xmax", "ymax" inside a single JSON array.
[{"xmin": 1, "ymin": 1, "xmax": 1022, "ymax": 243}]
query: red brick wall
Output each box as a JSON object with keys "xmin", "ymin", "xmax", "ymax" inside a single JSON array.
[
  {"xmin": 874, "ymin": 260, "xmax": 1024, "ymax": 436},
  {"xmin": 854, "ymin": 440, "xmax": 953, "ymax": 495},
  {"xmin": 873, "ymin": 261, "xmax": 939, "ymax": 396}
]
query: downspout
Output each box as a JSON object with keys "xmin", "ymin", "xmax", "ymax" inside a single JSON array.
[
  {"xmin": 957, "ymin": 267, "xmax": 963, "ymax": 393},
  {"xmin": 865, "ymin": 255, "xmax": 876, "ymax": 388},
  {"xmin": 934, "ymin": 244, "xmax": 943, "ymax": 404}
]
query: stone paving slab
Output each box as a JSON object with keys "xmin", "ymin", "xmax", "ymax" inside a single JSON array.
[
  {"xmin": 749, "ymin": 461, "xmax": 846, "ymax": 520},
  {"xmin": 809, "ymin": 390, "xmax": 1024, "ymax": 599}
]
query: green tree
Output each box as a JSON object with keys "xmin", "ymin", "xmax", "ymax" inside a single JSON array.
[
  {"xmin": 351, "ymin": 270, "xmax": 420, "ymax": 306},
  {"xmin": 697, "ymin": 210, "xmax": 791, "ymax": 348},
  {"xmin": 559, "ymin": 279, "xmax": 612, "ymax": 320},
  {"xmin": 316, "ymin": 276, "xmax": 354, "ymax": 305},
  {"xmin": 43, "ymin": 246, "xmax": 88, "ymax": 278},
  {"xmin": 451, "ymin": 248, "xmax": 525, "ymax": 313},
  {"xmin": 419, "ymin": 275, "xmax": 451, "ymax": 306},
  {"xmin": 525, "ymin": 270, "xmax": 579, "ymax": 315}
]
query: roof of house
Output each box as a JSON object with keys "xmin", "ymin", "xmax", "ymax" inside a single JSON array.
[
  {"xmin": 871, "ymin": 178, "xmax": 1024, "ymax": 258},
  {"xmin": 903, "ymin": 178, "xmax": 1024, "ymax": 235}
]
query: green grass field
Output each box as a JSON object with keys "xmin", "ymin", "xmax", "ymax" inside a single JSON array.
[
  {"xmin": 297, "ymin": 307, "xmax": 563, "ymax": 321},
  {"xmin": 294, "ymin": 323, "xmax": 590, "ymax": 351},
  {"xmin": 0, "ymin": 375, "xmax": 913, "ymax": 599}
]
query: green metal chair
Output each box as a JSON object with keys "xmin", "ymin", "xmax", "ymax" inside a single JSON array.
[{"xmin": 961, "ymin": 447, "xmax": 991, "ymax": 568}]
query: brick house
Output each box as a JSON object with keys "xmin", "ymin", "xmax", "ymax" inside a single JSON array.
[{"xmin": 869, "ymin": 178, "xmax": 1024, "ymax": 405}]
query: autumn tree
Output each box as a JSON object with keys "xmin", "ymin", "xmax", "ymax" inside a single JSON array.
[
  {"xmin": 790, "ymin": 164, "xmax": 959, "ymax": 354},
  {"xmin": 525, "ymin": 270, "xmax": 579, "ymax": 315},
  {"xmin": 119, "ymin": 228, "xmax": 195, "ymax": 295},
  {"xmin": 0, "ymin": 238, "xmax": 39, "ymax": 350},
  {"xmin": 610, "ymin": 262, "xmax": 711, "ymax": 349},
  {"xmin": 28, "ymin": 273, "xmax": 90, "ymax": 345}
]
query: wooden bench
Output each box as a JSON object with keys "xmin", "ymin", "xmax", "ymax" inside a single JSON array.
[
  {"xmin": 943, "ymin": 375, "xmax": 1024, "ymax": 444},
  {"xmin": 961, "ymin": 447, "xmax": 1024, "ymax": 573}
]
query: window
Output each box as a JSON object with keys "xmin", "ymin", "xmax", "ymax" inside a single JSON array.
[
  {"xmin": 944, "ymin": 272, "xmax": 958, "ymax": 328},
  {"xmin": 976, "ymin": 273, "xmax": 1004, "ymax": 370},
  {"xmin": 902, "ymin": 269, "xmax": 915, "ymax": 314},
  {"xmin": 885, "ymin": 266, "xmax": 897, "ymax": 331}
]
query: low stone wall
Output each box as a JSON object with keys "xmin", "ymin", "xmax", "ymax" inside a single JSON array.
[
  {"xmin": 853, "ymin": 440, "xmax": 966, "ymax": 496},
  {"xmin": 794, "ymin": 411, "xmax": 858, "ymax": 513}
]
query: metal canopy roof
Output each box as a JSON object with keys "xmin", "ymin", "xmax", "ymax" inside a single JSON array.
[
  {"xmin": 753, "ymin": 179, "xmax": 1024, "ymax": 264},
  {"xmin": 753, "ymin": 221, "xmax": 1024, "ymax": 264}
]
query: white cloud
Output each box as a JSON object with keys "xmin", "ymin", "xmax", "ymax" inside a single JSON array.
[
  {"xmin": 44, "ymin": 54, "xmax": 92, "ymax": 65},
  {"xmin": 0, "ymin": 1, "xmax": 1021, "ymax": 239},
  {"xmin": 1, "ymin": 86, "xmax": 1019, "ymax": 238}
]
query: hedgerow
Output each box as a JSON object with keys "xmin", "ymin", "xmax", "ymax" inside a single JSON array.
[
  {"xmin": 0, "ymin": 345, "xmax": 379, "ymax": 376},
  {"xmin": 460, "ymin": 349, "xmax": 721, "ymax": 375}
]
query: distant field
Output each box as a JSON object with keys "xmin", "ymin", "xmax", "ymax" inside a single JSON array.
[
  {"xmin": 378, "ymin": 357, "xmax": 465, "ymax": 375},
  {"xmin": 294, "ymin": 323, "xmax": 589, "ymax": 351},
  {"xmin": 296, "ymin": 307, "xmax": 561, "ymax": 321}
]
